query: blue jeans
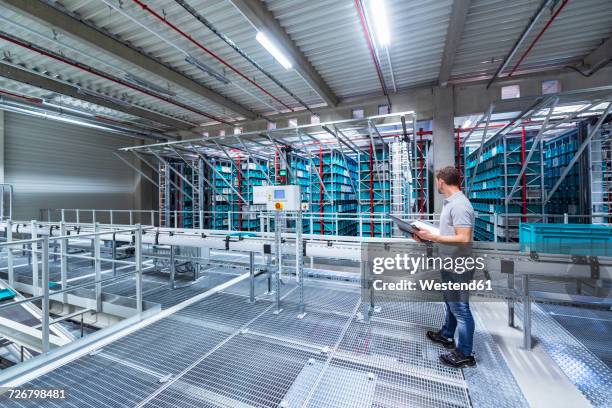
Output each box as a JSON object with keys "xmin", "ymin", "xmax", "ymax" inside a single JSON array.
[{"xmin": 441, "ymin": 301, "xmax": 475, "ymax": 356}]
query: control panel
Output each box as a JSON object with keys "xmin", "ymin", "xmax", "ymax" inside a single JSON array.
[{"xmin": 253, "ymin": 185, "xmax": 302, "ymax": 211}]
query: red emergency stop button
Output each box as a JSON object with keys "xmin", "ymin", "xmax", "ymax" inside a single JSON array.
[{"xmin": 275, "ymin": 202, "xmax": 283, "ymax": 210}]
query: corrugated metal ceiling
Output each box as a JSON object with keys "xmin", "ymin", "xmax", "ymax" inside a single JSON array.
[{"xmin": 0, "ymin": 0, "xmax": 610, "ymax": 130}]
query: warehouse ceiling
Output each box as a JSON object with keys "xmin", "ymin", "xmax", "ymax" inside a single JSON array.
[{"xmin": 0, "ymin": 0, "xmax": 611, "ymax": 135}]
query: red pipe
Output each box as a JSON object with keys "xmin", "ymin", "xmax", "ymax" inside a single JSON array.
[
  {"xmin": 419, "ymin": 131, "xmax": 426, "ymax": 214},
  {"xmin": 509, "ymin": 0, "xmax": 570, "ymax": 77},
  {"xmin": 521, "ymin": 126, "xmax": 527, "ymax": 222},
  {"xmin": 0, "ymin": 89, "xmax": 43, "ymax": 104},
  {"xmin": 319, "ymin": 144, "xmax": 324, "ymax": 234},
  {"xmin": 456, "ymin": 128, "xmax": 462, "ymax": 187},
  {"xmin": 131, "ymin": 0, "xmax": 293, "ymax": 112},
  {"xmin": 237, "ymin": 156, "xmax": 242, "ymax": 231},
  {"xmin": 369, "ymin": 142, "xmax": 374, "ymax": 236},
  {"xmin": 354, "ymin": 0, "xmax": 389, "ymax": 101},
  {"xmin": 274, "ymin": 150, "xmax": 279, "ymax": 183},
  {"xmin": 0, "ymin": 32, "xmax": 229, "ymax": 125}
]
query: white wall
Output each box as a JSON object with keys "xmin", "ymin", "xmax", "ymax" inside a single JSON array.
[{"xmin": 3, "ymin": 112, "xmax": 137, "ymax": 220}]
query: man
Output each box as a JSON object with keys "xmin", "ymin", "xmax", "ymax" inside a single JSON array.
[{"xmin": 415, "ymin": 166, "xmax": 476, "ymax": 369}]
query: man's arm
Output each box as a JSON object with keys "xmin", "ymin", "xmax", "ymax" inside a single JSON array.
[{"xmin": 416, "ymin": 226, "xmax": 472, "ymax": 243}]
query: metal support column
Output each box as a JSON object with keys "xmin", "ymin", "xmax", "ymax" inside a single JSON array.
[
  {"xmin": 273, "ymin": 211, "xmax": 283, "ymax": 314},
  {"xmin": 135, "ymin": 224, "xmax": 143, "ymax": 314},
  {"xmin": 296, "ymin": 210, "xmax": 306, "ymax": 318},
  {"xmin": 31, "ymin": 220, "xmax": 39, "ymax": 297},
  {"xmin": 169, "ymin": 245, "xmax": 175, "ymax": 289},
  {"xmin": 111, "ymin": 233, "xmax": 117, "ymax": 277},
  {"xmin": 7, "ymin": 219, "xmax": 13, "ymax": 287},
  {"xmin": 522, "ymin": 274, "xmax": 531, "ymax": 350},
  {"xmin": 248, "ymin": 252, "xmax": 255, "ymax": 303},
  {"xmin": 94, "ymin": 223, "xmax": 102, "ymax": 313},
  {"xmin": 60, "ymin": 221, "xmax": 67, "ymax": 304},
  {"xmin": 507, "ymin": 272, "xmax": 515, "ymax": 327},
  {"xmin": 41, "ymin": 235, "xmax": 49, "ymax": 353}
]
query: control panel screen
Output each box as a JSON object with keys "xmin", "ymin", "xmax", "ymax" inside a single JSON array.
[{"xmin": 274, "ymin": 189, "xmax": 285, "ymax": 199}]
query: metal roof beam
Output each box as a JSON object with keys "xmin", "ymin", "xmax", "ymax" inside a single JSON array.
[
  {"xmin": 1, "ymin": 0, "xmax": 257, "ymax": 120},
  {"xmin": 439, "ymin": 0, "xmax": 471, "ymax": 86},
  {"xmin": 228, "ymin": 0, "xmax": 338, "ymax": 107},
  {"xmin": 576, "ymin": 35, "xmax": 612, "ymax": 75},
  {"xmin": 0, "ymin": 62, "xmax": 189, "ymax": 130}
]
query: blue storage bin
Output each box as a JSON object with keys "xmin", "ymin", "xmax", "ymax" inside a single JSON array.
[{"xmin": 519, "ymin": 223, "xmax": 612, "ymax": 256}]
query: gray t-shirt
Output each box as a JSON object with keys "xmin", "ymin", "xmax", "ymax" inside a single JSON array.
[
  {"xmin": 439, "ymin": 191, "xmax": 475, "ymax": 236},
  {"xmin": 438, "ymin": 191, "xmax": 474, "ymax": 261}
]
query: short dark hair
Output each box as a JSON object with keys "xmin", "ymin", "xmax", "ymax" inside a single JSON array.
[{"xmin": 435, "ymin": 166, "xmax": 460, "ymax": 186}]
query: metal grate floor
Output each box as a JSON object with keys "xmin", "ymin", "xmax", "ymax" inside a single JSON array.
[
  {"xmin": 1, "ymin": 277, "xmax": 538, "ymax": 408},
  {"xmin": 516, "ymin": 302, "xmax": 612, "ymax": 407},
  {"xmin": 540, "ymin": 303, "xmax": 612, "ymax": 369}
]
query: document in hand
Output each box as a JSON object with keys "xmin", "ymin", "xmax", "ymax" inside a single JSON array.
[{"xmin": 389, "ymin": 215, "xmax": 440, "ymax": 238}]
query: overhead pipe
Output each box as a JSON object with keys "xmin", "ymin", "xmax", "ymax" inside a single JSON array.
[
  {"xmin": 486, "ymin": 0, "xmax": 554, "ymax": 88},
  {"xmin": 0, "ymin": 31, "xmax": 231, "ymax": 125},
  {"xmin": 508, "ymin": 0, "xmax": 570, "ymax": 77},
  {"xmin": 354, "ymin": 0, "xmax": 392, "ymax": 108},
  {"xmin": 0, "ymin": 95, "xmax": 165, "ymax": 141},
  {"xmin": 131, "ymin": 0, "xmax": 294, "ymax": 112},
  {"xmin": 174, "ymin": 0, "xmax": 313, "ymax": 113}
]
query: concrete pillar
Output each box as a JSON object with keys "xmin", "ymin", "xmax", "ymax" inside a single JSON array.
[{"xmin": 432, "ymin": 86, "xmax": 455, "ymax": 213}]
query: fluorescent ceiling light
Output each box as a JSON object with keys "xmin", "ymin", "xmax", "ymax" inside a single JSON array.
[
  {"xmin": 256, "ymin": 32, "xmax": 292, "ymax": 70},
  {"xmin": 369, "ymin": 0, "xmax": 390, "ymax": 46}
]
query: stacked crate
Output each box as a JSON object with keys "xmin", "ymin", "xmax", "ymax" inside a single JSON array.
[
  {"xmin": 411, "ymin": 137, "xmax": 430, "ymax": 215},
  {"xmin": 313, "ymin": 151, "xmax": 358, "ymax": 235},
  {"xmin": 359, "ymin": 146, "xmax": 391, "ymax": 237},
  {"xmin": 158, "ymin": 160, "xmax": 202, "ymax": 229},
  {"xmin": 238, "ymin": 157, "xmax": 269, "ymax": 231},
  {"xmin": 544, "ymin": 129, "xmax": 580, "ymax": 220},
  {"xmin": 465, "ymin": 131, "xmax": 543, "ymax": 241},
  {"xmin": 210, "ymin": 159, "xmax": 238, "ymax": 230}
]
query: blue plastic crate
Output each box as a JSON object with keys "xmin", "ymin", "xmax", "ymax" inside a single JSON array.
[{"xmin": 519, "ymin": 223, "xmax": 612, "ymax": 256}]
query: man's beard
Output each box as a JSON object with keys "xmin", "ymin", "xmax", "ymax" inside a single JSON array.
[{"xmin": 437, "ymin": 187, "xmax": 443, "ymax": 194}]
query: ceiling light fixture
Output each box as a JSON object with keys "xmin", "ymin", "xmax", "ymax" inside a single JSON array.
[
  {"xmin": 256, "ymin": 32, "xmax": 292, "ymax": 70},
  {"xmin": 369, "ymin": 0, "xmax": 390, "ymax": 46}
]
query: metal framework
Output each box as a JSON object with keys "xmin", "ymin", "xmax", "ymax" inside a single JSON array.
[
  {"xmin": 461, "ymin": 86, "xmax": 612, "ymax": 241},
  {"xmin": 118, "ymin": 112, "xmax": 420, "ymax": 237}
]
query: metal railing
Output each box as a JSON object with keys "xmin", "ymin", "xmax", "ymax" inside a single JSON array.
[
  {"xmin": 0, "ymin": 223, "xmax": 144, "ymax": 353},
  {"xmin": 39, "ymin": 208, "xmax": 612, "ymax": 240}
]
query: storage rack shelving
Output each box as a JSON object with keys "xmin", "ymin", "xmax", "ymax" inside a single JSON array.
[
  {"xmin": 465, "ymin": 128, "xmax": 544, "ymax": 242},
  {"xmin": 313, "ymin": 150, "xmax": 359, "ymax": 235},
  {"xmin": 210, "ymin": 159, "xmax": 238, "ymax": 231},
  {"xmin": 544, "ymin": 128, "xmax": 581, "ymax": 221},
  {"xmin": 238, "ymin": 156, "xmax": 270, "ymax": 231},
  {"xmin": 461, "ymin": 88, "xmax": 612, "ymax": 241},
  {"xmin": 358, "ymin": 145, "xmax": 391, "ymax": 237},
  {"xmin": 412, "ymin": 130, "xmax": 431, "ymax": 216},
  {"xmin": 159, "ymin": 159, "xmax": 203, "ymax": 229},
  {"xmin": 590, "ymin": 122, "xmax": 612, "ymax": 224},
  {"xmin": 121, "ymin": 112, "xmax": 420, "ymax": 237}
]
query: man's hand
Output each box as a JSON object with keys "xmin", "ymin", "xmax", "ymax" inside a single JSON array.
[{"xmin": 415, "ymin": 229, "xmax": 438, "ymax": 242}]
